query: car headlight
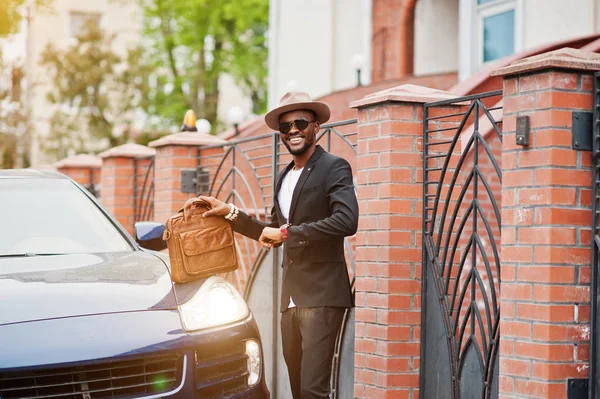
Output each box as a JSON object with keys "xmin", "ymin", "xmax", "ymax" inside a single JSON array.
[
  {"xmin": 179, "ymin": 276, "xmax": 249, "ymax": 331},
  {"xmin": 246, "ymin": 339, "xmax": 261, "ymax": 386}
]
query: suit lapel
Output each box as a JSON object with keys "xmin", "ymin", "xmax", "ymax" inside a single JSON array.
[{"xmin": 288, "ymin": 146, "xmax": 325, "ymax": 222}]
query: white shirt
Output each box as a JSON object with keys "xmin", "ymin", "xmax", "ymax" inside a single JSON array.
[{"xmin": 277, "ymin": 167, "xmax": 303, "ymax": 308}]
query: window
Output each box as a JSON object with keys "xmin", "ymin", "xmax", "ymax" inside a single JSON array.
[
  {"xmin": 476, "ymin": 0, "xmax": 520, "ymax": 66},
  {"xmin": 459, "ymin": 0, "xmax": 522, "ymax": 80},
  {"xmin": 70, "ymin": 11, "xmax": 101, "ymax": 37}
]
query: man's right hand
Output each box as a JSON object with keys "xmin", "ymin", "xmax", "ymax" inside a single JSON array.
[{"xmin": 198, "ymin": 196, "xmax": 230, "ymax": 218}]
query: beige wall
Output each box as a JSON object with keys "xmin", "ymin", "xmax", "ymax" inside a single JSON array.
[
  {"xmin": 332, "ymin": 0, "xmax": 373, "ymax": 90},
  {"xmin": 414, "ymin": 0, "xmax": 459, "ymax": 76},
  {"xmin": 523, "ymin": 0, "xmax": 595, "ymax": 49},
  {"xmin": 217, "ymin": 74, "xmax": 254, "ymax": 128},
  {"xmin": 268, "ymin": 0, "xmax": 371, "ymax": 109}
]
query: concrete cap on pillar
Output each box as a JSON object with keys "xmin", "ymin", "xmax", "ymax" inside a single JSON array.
[
  {"xmin": 98, "ymin": 142, "xmax": 156, "ymax": 159},
  {"xmin": 29, "ymin": 163, "xmax": 58, "ymax": 171},
  {"xmin": 350, "ymin": 84, "xmax": 461, "ymax": 108},
  {"xmin": 148, "ymin": 132, "xmax": 227, "ymax": 148},
  {"xmin": 492, "ymin": 47, "xmax": 600, "ymax": 77},
  {"xmin": 54, "ymin": 154, "xmax": 102, "ymax": 168}
]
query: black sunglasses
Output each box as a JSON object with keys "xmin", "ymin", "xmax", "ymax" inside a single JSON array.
[{"xmin": 278, "ymin": 118, "xmax": 315, "ymax": 134}]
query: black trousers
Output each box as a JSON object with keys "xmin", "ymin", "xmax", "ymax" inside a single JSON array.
[{"xmin": 281, "ymin": 306, "xmax": 346, "ymax": 399}]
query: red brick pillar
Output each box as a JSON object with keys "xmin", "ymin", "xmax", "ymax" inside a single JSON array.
[
  {"xmin": 149, "ymin": 131, "xmax": 226, "ymax": 225},
  {"xmin": 492, "ymin": 48, "xmax": 600, "ymax": 398},
  {"xmin": 99, "ymin": 143, "xmax": 156, "ymax": 235},
  {"xmin": 350, "ymin": 85, "xmax": 461, "ymax": 398},
  {"xmin": 54, "ymin": 154, "xmax": 102, "ymax": 197}
]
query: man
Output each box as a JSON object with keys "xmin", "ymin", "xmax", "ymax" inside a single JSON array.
[{"xmin": 199, "ymin": 91, "xmax": 358, "ymax": 399}]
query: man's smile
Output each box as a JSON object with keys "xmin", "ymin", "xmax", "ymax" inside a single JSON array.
[{"xmin": 286, "ymin": 135, "xmax": 305, "ymax": 145}]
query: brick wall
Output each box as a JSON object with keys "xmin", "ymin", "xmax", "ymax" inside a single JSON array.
[
  {"xmin": 58, "ymin": 166, "xmax": 101, "ymax": 195},
  {"xmin": 153, "ymin": 145, "xmax": 199, "ymax": 224},
  {"xmin": 100, "ymin": 157, "xmax": 137, "ymax": 234},
  {"xmin": 54, "ymin": 154, "xmax": 102, "ymax": 197},
  {"xmin": 371, "ymin": 0, "xmax": 416, "ymax": 83},
  {"xmin": 351, "ymin": 85, "xmax": 461, "ymax": 398},
  {"xmin": 99, "ymin": 143, "xmax": 156, "ymax": 236},
  {"xmin": 354, "ymin": 102, "xmax": 422, "ymax": 399},
  {"xmin": 493, "ymin": 49, "xmax": 598, "ymax": 398},
  {"xmin": 150, "ymin": 132, "xmax": 227, "ymax": 224}
]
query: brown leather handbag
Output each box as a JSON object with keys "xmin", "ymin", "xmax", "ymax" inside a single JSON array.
[{"xmin": 162, "ymin": 197, "xmax": 238, "ymax": 283}]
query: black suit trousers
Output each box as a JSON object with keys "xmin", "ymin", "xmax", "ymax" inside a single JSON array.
[{"xmin": 281, "ymin": 306, "xmax": 345, "ymax": 399}]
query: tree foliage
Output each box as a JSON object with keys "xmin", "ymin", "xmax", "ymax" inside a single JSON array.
[
  {"xmin": 140, "ymin": 0, "xmax": 269, "ymax": 131},
  {"xmin": 0, "ymin": 54, "xmax": 26, "ymax": 168},
  {"xmin": 39, "ymin": 25, "xmax": 151, "ymax": 158},
  {"xmin": 0, "ymin": 0, "xmax": 49, "ymax": 167},
  {"xmin": 0, "ymin": 0, "xmax": 25, "ymax": 37},
  {"xmin": 18, "ymin": 0, "xmax": 269, "ymax": 162},
  {"xmin": 0, "ymin": 0, "xmax": 51, "ymax": 38}
]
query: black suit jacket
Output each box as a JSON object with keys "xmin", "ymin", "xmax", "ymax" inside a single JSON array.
[{"xmin": 232, "ymin": 145, "xmax": 359, "ymax": 311}]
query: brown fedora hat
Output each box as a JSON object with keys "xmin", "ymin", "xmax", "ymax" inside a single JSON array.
[{"xmin": 265, "ymin": 91, "xmax": 331, "ymax": 131}]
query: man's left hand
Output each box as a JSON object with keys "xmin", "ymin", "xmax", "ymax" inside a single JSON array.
[{"xmin": 259, "ymin": 227, "xmax": 284, "ymax": 248}]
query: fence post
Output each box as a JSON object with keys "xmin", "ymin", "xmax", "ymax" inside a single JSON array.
[
  {"xmin": 148, "ymin": 130, "xmax": 226, "ymax": 225},
  {"xmin": 492, "ymin": 48, "xmax": 600, "ymax": 398},
  {"xmin": 350, "ymin": 84, "xmax": 460, "ymax": 399},
  {"xmin": 54, "ymin": 154, "xmax": 102, "ymax": 197},
  {"xmin": 98, "ymin": 143, "xmax": 155, "ymax": 235}
]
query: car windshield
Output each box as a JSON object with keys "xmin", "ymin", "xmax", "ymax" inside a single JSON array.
[{"xmin": 0, "ymin": 178, "xmax": 133, "ymax": 256}]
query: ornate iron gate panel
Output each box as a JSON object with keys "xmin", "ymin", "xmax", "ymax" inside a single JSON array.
[
  {"xmin": 133, "ymin": 156, "xmax": 155, "ymax": 229},
  {"xmin": 197, "ymin": 120, "xmax": 357, "ymax": 398},
  {"xmin": 421, "ymin": 91, "xmax": 503, "ymax": 399}
]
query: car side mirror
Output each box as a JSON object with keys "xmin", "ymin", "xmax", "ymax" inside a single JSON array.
[{"xmin": 134, "ymin": 222, "xmax": 168, "ymax": 251}]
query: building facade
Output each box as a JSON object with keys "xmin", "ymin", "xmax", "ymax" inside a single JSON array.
[{"xmin": 268, "ymin": 0, "xmax": 600, "ymax": 104}]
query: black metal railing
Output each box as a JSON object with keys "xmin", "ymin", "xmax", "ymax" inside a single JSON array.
[
  {"xmin": 133, "ymin": 156, "xmax": 155, "ymax": 228},
  {"xmin": 85, "ymin": 167, "xmax": 99, "ymax": 198},
  {"xmin": 421, "ymin": 90, "xmax": 503, "ymax": 399}
]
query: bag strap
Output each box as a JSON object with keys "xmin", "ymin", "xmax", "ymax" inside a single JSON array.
[{"xmin": 180, "ymin": 197, "xmax": 211, "ymax": 221}]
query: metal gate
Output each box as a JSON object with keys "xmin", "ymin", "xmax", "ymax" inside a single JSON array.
[
  {"xmin": 590, "ymin": 72, "xmax": 600, "ymax": 398},
  {"xmin": 197, "ymin": 120, "xmax": 357, "ymax": 398},
  {"xmin": 420, "ymin": 90, "xmax": 503, "ymax": 398}
]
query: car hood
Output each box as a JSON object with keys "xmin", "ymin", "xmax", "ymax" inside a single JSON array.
[{"xmin": 0, "ymin": 252, "xmax": 177, "ymax": 326}]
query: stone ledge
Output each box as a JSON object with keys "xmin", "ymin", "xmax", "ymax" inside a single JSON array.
[
  {"xmin": 148, "ymin": 132, "xmax": 227, "ymax": 148},
  {"xmin": 492, "ymin": 47, "xmax": 600, "ymax": 77},
  {"xmin": 54, "ymin": 154, "xmax": 102, "ymax": 169},
  {"xmin": 350, "ymin": 84, "xmax": 461, "ymax": 108},
  {"xmin": 98, "ymin": 142, "xmax": 156, "ymax": 159}
]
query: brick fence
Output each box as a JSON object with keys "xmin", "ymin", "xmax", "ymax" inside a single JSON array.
[
  {"xmin": 350, "ymin": 85, "xmax": 460, "ymax": 398},
  {"xmin": 492, "ymin": 48, "xmax": 599, "ymax": 398}
]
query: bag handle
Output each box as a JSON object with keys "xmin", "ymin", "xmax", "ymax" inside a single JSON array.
[{"xmin": 180, "ymin": 197, "xmax": 211, "ymax": 221}]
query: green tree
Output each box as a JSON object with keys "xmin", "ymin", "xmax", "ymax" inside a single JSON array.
[
  {"xmin": 0, "ymin": 54, "xmax": 26, "ymax": 168},
  {"xmin": 140, "ymin": 0, "xmax": 269, "ymax": 131},
  {"xmin": 0, "ymin": 0, "xmax": 52, "ymax": 37},
  {"xmin": 0, "ymin": 0, "xmax": 26, "ymax": 37},
  {"xmin": 39, "ymin": 24, "xmax": 153, "ymax": 158}
]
